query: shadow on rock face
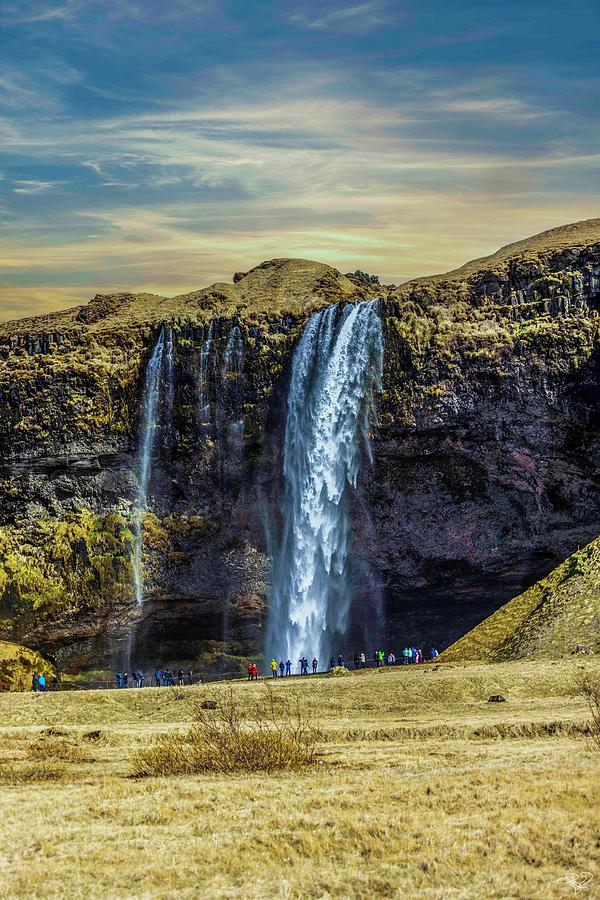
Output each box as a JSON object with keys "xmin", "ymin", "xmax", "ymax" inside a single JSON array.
[{"xmin": 130, "ymin": 599, "xmax": 225, "ymax": 667}]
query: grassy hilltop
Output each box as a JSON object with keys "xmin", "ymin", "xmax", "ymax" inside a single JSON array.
[{"xmin": 0, "ymin": 659, "xmax": 599, "ymax": 898}]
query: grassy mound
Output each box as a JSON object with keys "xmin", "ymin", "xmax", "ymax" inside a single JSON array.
[
  {"xmin": 443, "ymin": 537, "xmax": 600, "ymax": 662},
  {"xmin": 0, "ymin": 640, "xmax": 54, "ymax": 691}
]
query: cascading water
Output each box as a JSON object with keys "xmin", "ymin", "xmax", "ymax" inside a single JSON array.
[
  {"xmin": 223, "ymin": 323, "xmax": 244, "ymax": 441},
  {"xmin": 199, "ymin": 320, "xmax": 215, "ymax": 426},
  {"xmin": 164, "ymin": 327, "xmax": 175, "ymax": 439},
  {"xmin": 132, "ymin": 326, "xmax": 174, "ymax": 606},
  {"xmin": 267, "ymin": 301, "xmax": 384, "ymax": 665}
]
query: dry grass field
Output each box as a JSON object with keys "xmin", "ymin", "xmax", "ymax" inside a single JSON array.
[{"xmin": 0, "ymin": 659, "xmax": 599, "ymax": 899}]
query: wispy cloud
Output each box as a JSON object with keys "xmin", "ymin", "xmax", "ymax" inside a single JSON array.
[
  {"xmin": 0, "ymin": 0, "xmax": 598, "ymax": 320},
  {"xmin": 12, "ymin": 179, "xmax": 66, "ymax": 194},
  {"xmin": 289, "ymin": 1, "xmax": 400, "ymax": 32}
]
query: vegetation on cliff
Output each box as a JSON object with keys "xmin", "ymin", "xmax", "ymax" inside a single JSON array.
[{"xmin": 0, "ymin": 223, "xmax": 598, "ymax": 670}]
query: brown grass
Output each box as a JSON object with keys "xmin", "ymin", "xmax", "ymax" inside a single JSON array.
[
  {"xmin": 0, "ymin": 659, "xmax": 599, "ymax": 898},
  {"xmin": 581, "ymin": 673, "xmax": 600, "ymax": 751}
]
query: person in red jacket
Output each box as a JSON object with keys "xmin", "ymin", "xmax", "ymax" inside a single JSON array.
[{"xmin": 247, "ymin": 662, "xmax": 254, "ymax": 681}]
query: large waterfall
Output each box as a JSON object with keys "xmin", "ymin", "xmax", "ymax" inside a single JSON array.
[
  {"xmin": 132, "ymin": 327, "xmax": 174, "ymax": 606},
  {"xmin": 268, "ymin": 301, "xmax": 384, "ymax": 665}
]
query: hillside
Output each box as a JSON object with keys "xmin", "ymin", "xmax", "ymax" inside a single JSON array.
[
  {"xmin": 0, "ymin": 220, "xmax": 598, "ymax": 673},
  {"xmin": 443, "ymin": 537, "xmax": 600, "ymax": 661}
]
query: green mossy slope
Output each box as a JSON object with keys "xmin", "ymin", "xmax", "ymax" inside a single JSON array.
[
  {"xmin": 0, "ymin": 640, "xmax": 54, "ymax": 691},
  {"xmin": 443, "ymin": 537, "xmax": 600, "ymax": 661}
]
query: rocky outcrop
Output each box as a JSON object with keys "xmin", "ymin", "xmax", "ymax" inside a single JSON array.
[{"xmin": 0, "ymin": 223, "xmax": 599, "ymax": 670}]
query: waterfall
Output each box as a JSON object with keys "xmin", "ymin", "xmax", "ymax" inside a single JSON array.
[
  {"xmin": 223, "ymin": 323, "xmax": 244, "ymax": 441},
  {"xmin": 199, "ymin": 320, "xmax": 215, "ymax": 426},
  {"xmin": 268, "ymin": 301, "xmax": 383, "ymax": 664},
  {"xmin": 132, "ymin": 326, "xmax": 173, "ymax": 606},
  {"xmin": 164, "ymin": 327, "xmax": 175, "ymax": 440}
]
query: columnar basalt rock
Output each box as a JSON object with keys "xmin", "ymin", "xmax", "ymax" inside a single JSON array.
[{"xmin": 0, "ymin": 224, "xmax": 598, "ymax": 670}]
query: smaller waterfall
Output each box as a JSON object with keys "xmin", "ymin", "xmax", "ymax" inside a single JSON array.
[
  {"xmin": 199, "ymin": 321, "xmax": 215, "ymax": 426},
  {"xmin": 268, "ymin": 301, "xmax": 384, "ymax": 664},
  {"xmin": 164, "ymin": 327, "xmax": 175, "ymax": 441},
  {"xmin": 223, "ymin": 323, "xmax": 244, "ymax": 441},
  {"xmin": 132, "ymin": 326, "xmax": 172, "ymax": 606}
]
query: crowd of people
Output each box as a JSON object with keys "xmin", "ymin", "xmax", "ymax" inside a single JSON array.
[
  {"xmin": 115, "ymin": 668, "xmax": 195, "ymax": 688},
  {"xmin": 261, "ymin": 647, "xmax": 440, "ymax": 677},
  {"xmin": 103, "ymin": 647, "xmax": 442, "ymax": 690}
]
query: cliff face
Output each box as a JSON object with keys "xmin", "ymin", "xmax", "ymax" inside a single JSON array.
[{"xmin": 0, "ymin": 223, "xmax": 599, "ymax": 670}]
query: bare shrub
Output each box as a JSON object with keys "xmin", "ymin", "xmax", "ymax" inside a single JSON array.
[
  {"xmin": 27, "ymin": 737, "xmax": 92, "ymax": 763},
  {"xmin": 580, "ymin": 674, "xmax": 600, "ymax": 750},
  {"xmin": 132, "ymin": 685, "xmax": 320, "ymax": 777}
]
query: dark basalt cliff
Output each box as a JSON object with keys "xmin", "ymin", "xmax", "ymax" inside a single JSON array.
[{"xmin": 0, "ymin": 222, "xmax": 599, "ymax": 671}]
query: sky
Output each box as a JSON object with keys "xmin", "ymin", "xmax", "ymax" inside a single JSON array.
[{"xmin": 0, "ymin": 0, "xmax": 599, "ymax": 320}]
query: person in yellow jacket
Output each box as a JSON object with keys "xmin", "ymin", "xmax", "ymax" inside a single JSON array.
[{"xmin": 270, "ymin": 658, "xmax": 278, "ymax": 678}]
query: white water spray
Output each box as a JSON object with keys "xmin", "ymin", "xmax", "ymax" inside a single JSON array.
[{"xmin": 267, "ymin": 301, "xmax": 384, "ymax": 664}]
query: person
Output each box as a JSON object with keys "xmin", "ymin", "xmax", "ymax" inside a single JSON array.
[
  {"xmin": 132, "ymin": 670, "xmax": 139, "ymax": 688},
  {"xmin": 123, "ymin": 672, "xmax": 129, "ymax": 688},
  {"xmin": 31, "ymin": 673, "xmax": 38, "ymax": 693},
  {"xmin": 279, "ymin": 660, "xmax": 285, "ymax": 678},
  {"xmin": 353, "ymin": 653, "xmax": 359, "ymax": 669},
  {"xmin": 359, "ymin": 651, "xmax": 366, "ymax": 669},
  {"xmin": 38, "ymin": 673, "xmax": 46, "ymax": 693},
  {"xmin": 337, "ymin": 654, "xmax": 344, "ymax": 668},
  {"xmin": 270, "ymin": 659, "xmax": 277, "ymax": 678},
  {"xmin": 138, "ymin": 670, "xmax": 145, "ymax": 688},
  {"xmin": 387, "ymin": 652, "xmax": 396, "ymax": 665},
  {"xmin": 187, "ymin": 669, "xmax": 193, "ymax": 685},
  {"xmin": 285, "ymin": 659, "xmax": 292, "ymax": 676},
  {"xmin": 178, "ymin": 669, "xmax": 184, "ymax": 686},
  {"xmin": 416, "ymin": 649, "xmax": 423, "ymax": 664},
  {"xmin": 251, "ymin": 663, "xmax": 258, "ymax": 681},
  {"xmin": 411, "ymin": 647, "xmax": 417, "ymax": 664},
  {"xmin": 117, "ymin": 672, "xmax": 123, "ymax": 689},
  {"xmin": 247, "ymin": 662, "xmax": 254, "ymax": 681},
  {"xmin": 155, "ymin": 669, "xmax": 161, "ymax": 687},
  {"xmin": 312, "ymin": 657, "xmax": 318, "ymax": 674},
  {"xmin": 373, "ymin": 651, "xmax": 378, "ymax": 666},
  {"xmin": 52, "ymin": 673, "xmax": 59, "ymax": 691},
  {"xmin": 329, "ymin": 656, "xmax": 336, "ymax": 671},
  {"xmin": 430, "ymin": 648, "xmax": 439, "ymax": 660}
]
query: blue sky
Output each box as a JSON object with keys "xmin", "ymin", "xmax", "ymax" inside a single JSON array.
[{"xmin": 0, "ymin": 0, "xmax": 599, "ymax": 318}]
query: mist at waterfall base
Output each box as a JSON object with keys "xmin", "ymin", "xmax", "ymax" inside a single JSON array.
[{"xmin": 267, "ymin": 301, "xmax": 384, "ymax": 666}]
